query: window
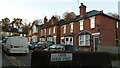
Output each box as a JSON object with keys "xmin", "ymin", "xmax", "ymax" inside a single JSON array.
[
  {"xmin": 32, "ymin": 36, "xmax": 37, "ymax": 42},
  {"xmin": 61, "ymin": 37, "xmax": 65, "ymax": 44},
  {"xmin": 33, "ymin": 25, "xmax": 37, "ymax": 33},
  {"xmin": 47, "ymin": 37, "xmax": 52, "ymax": 41},
  {"xmin": 69, "ymin": 37, "xmax": 73, "ymax": 45},
  {"xmin": 39, "ymin": 38, "xmax": 45, "ymax": 41},
  {"xmin": 66, "ymin": 38, "xmax": 68, "ymax": 41},
  {"xmin": 65, "ymin": 37, "xmax": 73, "ymax": 45},
  {"xmin": 18, "ymin": 28, "xmax": 22, "ymax": 32},
  {"xmin": 116, "ymin": 21, "xmax": 119, "ymax": 28},
  {"xmin": 63, "ymin": 25, "xmax": 66, "ymax": 34},
  {"xmin": 80, "ymin": 20, "xmax": 84, "ymax": 30},
  {"xmin": 44, "ymin": 29, "xmax": 46, "ymax": 35},
  {"xmin": 41, "ymin": 30, "xmax": 43, "ymax": 36},
  {"xmin": 53, "ymin": 27, "xmax": 56, "ymax": 33},
  {"xmin": 90, "ymin": 16, "xmax": 95, "ymax": 29},
  {"xmin": 70, "ymin": 23, "xmax": 73, "ymax": 32},
  {"xmin": 79, "ymin": 35, "xmax": 90, "ymax": 46},
  {"xmin": 53, "ymin": 36, "xmax": 56, "ymax": 44},
  {"xmin": 49, "ymin": 28, "xmax": 51, "ymax": 35}
]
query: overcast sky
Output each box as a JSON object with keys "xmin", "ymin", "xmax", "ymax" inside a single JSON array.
[{"xmin": 0, "ymin": 0, "xmax": 119, "ymax": 24}]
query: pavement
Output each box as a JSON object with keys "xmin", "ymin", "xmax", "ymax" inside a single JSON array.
[
  {"xmin": 0, "ymin": 42, "xmax": 2, "ymax": 68},
  {"xmin": 112, "ymin": 61, "xmax": 120, "ymax": 68}
]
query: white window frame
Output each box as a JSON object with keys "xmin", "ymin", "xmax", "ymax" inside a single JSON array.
[
  {"xmin": 44, "ymin": 29, "xmax": 46, "ymax": 35},
  {"xmin": 116, "ymin": 21, "xmax": 119, "ymax": 28},
  {"xmin": 49, "ymin": 28, "xmax": 51, "ymax": 35},
  {"xmin": 79, "ymin": 35, "xmax": 90, "ymax": 46},
  {"xmin": 32, "ymin": 36, "xmax": 37, "ymax": 42},
  {"xmin": 70, "ymin": 23, "xmax": 73, "ymax": 33},
  {"xmin": 33, "ymin": 25, "xmax": 37, "ymax": 33},
  {"xmin": 53, "ymin": 36, "xmax": 56, "ymax": 44},
  {"xmin": 65, "ymin": 37, "xmax": 73, "ymax": 45},
  {"xmin": 53, "ymin": 26, "xmax": 56, "ymax": 33},
  {"xmin": 61, "ymin": 37, "xmax": 65, "ymax": 44},
  {"xmin": 80, "ymin": 20, "xmax": 84, "ymax": 30},
  {"xmin": 90, "ymin": 16, "xmax": 95, "ymax": 29},
  {"xmin": 47, "ymin": 37, "xmax": 52, "ymax": 41},
  {"xmin": 63, "ymin": 25, "xmax": 66, "ymax": 34},
  {"xmin": 41, "ymin": 30, "xmax": 43, "ymax": 36},
  {"xmin": 39, "ymin": 38, "xmax": 45, "ymax": 41}
]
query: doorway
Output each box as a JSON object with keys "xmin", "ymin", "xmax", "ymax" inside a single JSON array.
[{"xmin": 93, "ymin": 35, "xmax": 99, "ymax": 51}]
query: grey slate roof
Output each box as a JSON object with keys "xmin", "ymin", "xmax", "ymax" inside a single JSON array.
[{"xmin": 36, "ymin": 10, "xmax": 120, "ymax": 29}]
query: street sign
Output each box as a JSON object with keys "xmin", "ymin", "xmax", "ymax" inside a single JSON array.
[{"xmin": 51, "ymin": 53, "xmax": 72, "ymax": 62}]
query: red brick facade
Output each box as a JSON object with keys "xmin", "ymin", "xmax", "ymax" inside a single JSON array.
[{"xmin": 37, "ymin": 3, "xmax": 120, "ymax": 51}]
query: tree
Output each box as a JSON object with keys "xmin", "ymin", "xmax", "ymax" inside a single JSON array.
[
  {"xmin": 11, "ymin": 18, "xmax": 24, "ymax": 28},
  {"xmin": 2, "ymin": 17, "xmax": 10, "ymax": 27},
  {"xmin": 62, "ymin": 11, "xmax": 76, "ymax": 21},
  {"xmin": 106, "ymin": 12, "xmax": 119, "ymax": 19}
]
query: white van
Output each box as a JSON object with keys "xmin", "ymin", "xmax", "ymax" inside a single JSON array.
[{"xmin": 3, "ymin": 36, "xmax": 29, "ymax": 55}]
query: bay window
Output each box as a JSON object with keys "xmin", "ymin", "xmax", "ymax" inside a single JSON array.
[
  {"xmin": 47, "ymin": 37, "xmax": 52, "ymax": 41},
  {"xmin": 79, "ymin": 35, "xmax": 90, "ymax": 46}
]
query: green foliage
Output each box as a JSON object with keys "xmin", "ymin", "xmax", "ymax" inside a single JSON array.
[{"xmin": 111, "ymin": 54, "xmax": 120, "ymax": 61}]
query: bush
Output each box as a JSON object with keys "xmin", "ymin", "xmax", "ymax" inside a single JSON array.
[{"xmin": 111, "ymin": 54, "xmax": 120, "ymax": 61}]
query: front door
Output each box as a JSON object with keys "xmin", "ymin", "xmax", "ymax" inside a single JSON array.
[{"xmin": 93, "ymin": 35, "xmax": 99, "ymax": 51}]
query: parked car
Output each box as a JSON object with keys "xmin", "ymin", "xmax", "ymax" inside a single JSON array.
[
  {"xmin": 3, "ymin": 36, "xmax": 29, "ymax": 55},
  {"xmin": 28, "ymin": 42, "xmax": 34, "ymax": 50},
  {"xmin": 29, "ymin": 42, "xmax": 37, "ymax": 50},
  {"xmin": 34, "ymin": 41, "xmax": 54, "ymax": 50},
  {"xmin": 47, "ymin": 44, "xmax": 79, "ymax": 51}
]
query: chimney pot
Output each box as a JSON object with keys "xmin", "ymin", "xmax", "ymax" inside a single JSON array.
[
  {"xmin": 81, "ymin": 3, "xmax": 83, "ymax": 6},
  {"xmin": 100, "ymin": 10, "xmax": 103, "ymax": 13},
  {"xmin": 44, "ymin": 16, "xmax": 48, "ymax": 24}
]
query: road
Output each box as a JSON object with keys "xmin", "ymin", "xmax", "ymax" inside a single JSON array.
[{"xmin": 0, "ymin": 42, "xmax": 32, "ymax": 68}]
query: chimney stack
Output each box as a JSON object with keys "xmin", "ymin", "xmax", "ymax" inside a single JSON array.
[
  {"xmin": 100, "ymin": 10, "xmax": 103, "ymax": 13},
  {"xmin": 79, "ymin": 3, "xmax": 86, "ymax": 17},
  {"xmin": 44, "ymin": 16, "xmax": 48, "ymax": 24}
]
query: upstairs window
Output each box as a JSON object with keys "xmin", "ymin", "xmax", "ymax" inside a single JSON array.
[
  {"xmin": 80, "ymin": 20, "xmax": 84, "ymax": 30},
  {"xmin": 63, "ymin": 25, "xmax": 66, "ymax": 34},
  {"xmin": 116, "ymin": 21, "xmax": 119, "ymax": 28},
  {"xmin": 41, "ymin": 30, "xmax": 43, "ymax": 36},
  {"xmin": 70, "ymin": 23, "xmax": 73, "ymax": 33},
  {"xmin": 44, "ymin": 29, "xmax": 46, "ymax": 35},
  {"xmin": 53, "ymin": 26, "xmax": 56, "ymax": 33},
  {"xmin": 90, "ymin": 16, "xmax": 95, "ymax": 29},
  {"xmin": 49, "ymin": 28, "xmax": 51, "ymax": 35}
]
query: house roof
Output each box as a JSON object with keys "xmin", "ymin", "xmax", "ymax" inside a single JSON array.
[
  {"xmin": 36, "ymin": 19, "xmax": 67, "ymax": 29},
  {"xmin": 36, "ymin": 10, "xmax": 120, "ymax": 29},
  {"xmin": 78, "ymin": 30, "xmax": 91, "ymax": 35}
]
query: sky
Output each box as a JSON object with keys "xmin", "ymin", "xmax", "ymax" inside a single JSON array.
[{"xmin": 0, "ymin": 0, "xmax": 120, "ymax": 24}]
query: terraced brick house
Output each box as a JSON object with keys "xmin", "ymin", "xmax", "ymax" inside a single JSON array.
[
  {"xmin": 37, "ymin": 16, "xmax": 62, "ymax": 44},
  {"xmin": 37, "ymin": 3, "xmax": 120, "ymax": 51}
]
